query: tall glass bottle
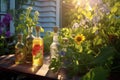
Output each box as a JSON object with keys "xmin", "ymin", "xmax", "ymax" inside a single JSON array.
[
  {"xmin": 32, "ymin": 26, "xmax": 44, "ymax": 67},
  {"xmin": 25, "ymin": 27, "xmax": 35, "ymax": 63},
  {"xmin": 15, "ymin": 33, "xmax": 25, "ymax": 64},
  {"xmin": 50, "ymin": 27, "xmax": 59, "ymax": 59}
]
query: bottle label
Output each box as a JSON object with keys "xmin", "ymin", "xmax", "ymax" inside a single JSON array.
[{"xmin": 32, "ymin": 39, "xmax": 44, "ymax": 66}]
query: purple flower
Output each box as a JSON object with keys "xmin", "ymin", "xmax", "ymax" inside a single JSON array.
[
  {"xmin": 5, "ymin": 31, "xmax": 10, "ymax": 37},
  {"xmin": 0, "ymin": 29, "xmax": 2, "ymax": 35},
  {"xmin": 0, "ymin": 21, "xmax": 4, "ymax": 28},
  {"xmin": 2, "ymin": 14, "xmax": 12, "ymax": 26},
  {"xmin": 59, "ymin": 51, "xmax": 65, "ymax": 56}
]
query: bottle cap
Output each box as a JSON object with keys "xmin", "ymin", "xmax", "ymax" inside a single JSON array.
[
  {"xmin": 36, "ymin": 26, "xmax": 40, "ymax": 32},
  {"xmin": 18, "ymin": 33, "xmax": 23, "ymax": 40},
  {"xmin": 53, "ymin": 26, "xmax": 58, "ymax": 33}
]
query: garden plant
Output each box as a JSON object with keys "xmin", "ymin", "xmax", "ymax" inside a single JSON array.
[{"xmin": 49, "ymin": 0, "xmax": 120, "ymax": 80}]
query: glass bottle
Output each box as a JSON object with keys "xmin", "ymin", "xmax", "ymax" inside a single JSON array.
[
  {"xmin": 25, "ymin": 27, "xmax": 35, "ymax": 63},
  {"xmin": 15, "ymin": 33, "xmax": 25, "ymax": 64},
  {"xmin": 50, "ymin": 27, "xmax": 59, "ymax": 59},
  {"xmin": 32, "ymin": 26, "xmax": 44, "ymax": 67}
]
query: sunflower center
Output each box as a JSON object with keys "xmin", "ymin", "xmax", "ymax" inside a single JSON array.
[{"xmin": 77, "ymin": 37, "xmax": 82, "ymax": 41}]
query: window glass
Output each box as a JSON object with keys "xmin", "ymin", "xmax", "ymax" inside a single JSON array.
[{"xmin": 0, "ymin": 0, "xmax": 8, "ymax": 12}]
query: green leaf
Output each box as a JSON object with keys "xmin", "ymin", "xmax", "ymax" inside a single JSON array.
[
  {"xmin": 81, "ymin": 67, "xmax": 109, "ymax": 80},
  {"xmin": 92, "ymin": 46, "xmax": 115, "ymax": 65},
  {"xmin": 111, "ymin": 6, "xmax": 118, "ymax": 13},
  {"xmin": 49, "ymin": 58, "xmax": 61, "ymax": 72},
  {"xmin": 40, "ymin": 27, "xmax": 44, "ymax": 32},
  {"xmin": 115, "ymin": 2, "xmax": 120, "ymax": 6},
  {"xmin": 92, "ymin": 26, "xmax": 98, "ymax": 33},
  {"xmin": 93, "ymin": 36, "xmax": 102, "ymax": 46},
  {"xmin": 35, "ymin": 52, "xmax": 42, "ymax": 59}
]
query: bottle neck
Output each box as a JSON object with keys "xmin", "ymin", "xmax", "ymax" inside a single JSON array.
[
  {"xmin": 18, "ymin": 40, "xmax": 22, "ymax": 43},
  {"xmin": 36, "ymin": 31, "xmax": 40, "ymax": 38},
  {"xmin": 28, "ymin": 27, "xmax": 33, "ymax": 35},
  {"xmin": 53, "ymin": 33, "xmax": 58, "ymax": 43},
  {"xmin": 18, "ymin": 33, "xmax": 23, "ymax": 43}
]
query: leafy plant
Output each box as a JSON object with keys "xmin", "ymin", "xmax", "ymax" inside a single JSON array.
[
  {"xmin": 50, "ymin": 0, "xmax": 120, "ymax": 79},
  {"xmin": 81, "ymin": 67, "xmax": 109, "ymax": 80},
  {"xmin": 14, "ymin": 0, "xmax": 35, "ymax": 29},
  {"xmin": 16, "ymin": 7, "xmax": 39, "ymax": 33},
  {"xmin": 15, "ymin": 6, "xmax": 40, "ymax": 42},
  {"xmin": 50, "ymin": 26, "xmax": 115, "ymax": 78},
  {"xmin": 43, "ymin": 31, "xmax": 53, "ymax": 55},
  {"xmin": 0, "ymin": 14, "xmax": 15, "ymax": 55}
]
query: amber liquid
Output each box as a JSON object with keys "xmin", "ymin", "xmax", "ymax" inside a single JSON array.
[
  {"xmin": 15, "ymin": 42, "xmax": 25, "ymax": 64},
  {"xmin": 32, "ymin": 38, "xmax": 44, "ymax": 66}
]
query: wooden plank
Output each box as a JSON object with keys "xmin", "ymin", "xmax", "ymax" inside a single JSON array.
[
  {"xmin": 0, "ymin": 54, "xmax": 58, "ymax": 80},
  {"xmin": 0, "ymin": 54, "xmax": 51, "ymax": 75},
  {"xmin": 0, "ymin": 54, "xmax": 14, "ymax": 63},
  {"xmin": 36, "ymin": 64, "xmax": 50, "ymax": 76},
  {"xmin": 8, "ymin": 63, "xmax": 38, "ymax": 74}
]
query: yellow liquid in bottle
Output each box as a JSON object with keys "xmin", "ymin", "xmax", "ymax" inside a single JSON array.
[{"xmin": 32, "ymin": 38, "xmax": 43, "ymax": 66}]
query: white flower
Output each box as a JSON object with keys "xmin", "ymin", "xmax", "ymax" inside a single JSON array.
[
  {"xmin": 35, "ymin": 11, "xmax": 39, "ymax": 16},
  {"xmin": 72, "ymin": 23, "xmax": 79, "ymax": 29},
  {"xmin": 27, "ymin": 7, "xmax": 33, "ymax": 10}
]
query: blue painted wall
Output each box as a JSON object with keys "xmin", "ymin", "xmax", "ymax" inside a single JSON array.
[{"xmin": 23, "ymin": 0, "xmax": 60, "ymax": 35}]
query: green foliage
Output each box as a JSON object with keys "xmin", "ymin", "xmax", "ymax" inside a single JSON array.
[
  {"xmin": 81, "ymin": 67, "xmax": 109, "ymax": 80},
  {"xmin": 50, "ymin": 26, "xmax": 115, "ymax": 77},
  {"xmin": 14, "ymin": 0, "xmax": 35, "ymax": 27},
  {"xmin": 43, "ymin": 31, "xmax": 53, "ymax": 55},
  {"xmin": 16, "ymin": 7, "xmax": 39, "ymax": 33},
  {"xmin": 92, "ymin": 46, "xmax": 115, "ymax": 66},
  {"xmin": 50, "ymin": 0, "xmax": 120, "ymax": 79},
  {"xmin": 49, "ymin": 58, "xmax": 62, "ymax": 72},
  {"xmin": 0, "ymin": 36, "xmax": 15, "ymax": 55},
  {"xmin": 15, "ymin": 6, "xmax": 40, "ymax": 42},
  {"xmin": 59, "ymin": 28, "xmax": 72, "ymax": 38}
]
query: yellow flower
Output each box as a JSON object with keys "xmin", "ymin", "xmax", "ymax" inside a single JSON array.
[
  {"xmin": 74, "ymin": 34, "xmax": 85, "ymax": 44},
  {"xmin": 40, "ymin": 27, "xmax": 44, "ymax": 32}
]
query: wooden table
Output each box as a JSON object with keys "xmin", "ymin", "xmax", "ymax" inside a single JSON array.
[{"xmin": 0, "ymin": 54, "xmax": 58, "ymax": 80}]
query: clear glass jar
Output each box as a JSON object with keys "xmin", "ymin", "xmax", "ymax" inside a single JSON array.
[
  {"xmin": 25, "ymin": 27, "xmax": 35, "ymax": 63},
  {"xmin": 15, "ymin": 33, "xmax": 25, "ymax": 64},
  {"xmin": 50, "ymin": 27, "xmax": 59, "ymax": 59}
]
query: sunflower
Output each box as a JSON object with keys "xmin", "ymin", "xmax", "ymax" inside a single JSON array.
[{"xmin": 74, "ymin": 34, "xmax": 85, "ymax": 44}]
